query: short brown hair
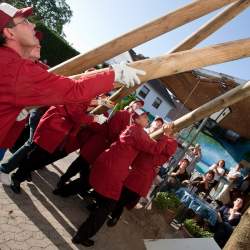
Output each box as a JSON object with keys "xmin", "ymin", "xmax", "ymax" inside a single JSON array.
[{"xmin": 0, "ymin": 32, "xmax": 6, "ymax": 46}]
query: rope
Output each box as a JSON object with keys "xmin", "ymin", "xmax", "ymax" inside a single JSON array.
[{"xmin": 172, "ymin": 71, "xmax": 202, "ymax": 121}]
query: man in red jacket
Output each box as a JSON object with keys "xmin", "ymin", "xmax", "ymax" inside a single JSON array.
[
  {"xmin": 72, "ymin": 110, "xmax": 174, "ymax": 247},
  {"xmin": 0, "ymin": 3, "xmax": 146, "ymax": 149},
  {"xmin": 107, "ymin": 122, "xmax": 177, "ymax": 227},
  {"xmin": 54, "ymin": 99, "xmax": 144, "ymax": 191}
]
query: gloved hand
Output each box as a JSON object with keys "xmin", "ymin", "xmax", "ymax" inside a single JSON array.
[
  {"xmin": 93, "ymin": 114, "xmax": 107, "ymax": 124},
  {"xmin": 16, "ymin": 108, "xmax": 29, "ymax": 121},
  {"xmin": 111, "ymin": 62, "xmax": 146, "ymax": 88}
]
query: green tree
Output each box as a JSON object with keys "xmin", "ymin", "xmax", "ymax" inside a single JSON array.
[{"xmin": 4, "ymin": 0, "xmax": 72, "ymax": 35}]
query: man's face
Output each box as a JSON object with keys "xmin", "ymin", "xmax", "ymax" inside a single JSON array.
[
  {"xmin": 151, "ymin": 120, "xmax": 163, "ymax": 130},
  {"xmin": 6, "ymin": 16, "xmax": 37, "ymax": 47},
  {"xmin": 135, "ymin": 114, "xmax": 149, "ymax": 128},
  {"xmin": 131, "ymin": 101, "xmax": 143, "ymax": 111}
]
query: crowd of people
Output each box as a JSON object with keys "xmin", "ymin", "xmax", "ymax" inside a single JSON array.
[
  {"xmin": 145, "ymin": 143, "xmax": 249, "ymax": 248},
  {"xmin": 0, "ymin": 2, "xmax": 249, "ymax": 248}
]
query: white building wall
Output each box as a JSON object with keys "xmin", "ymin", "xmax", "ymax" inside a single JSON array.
[{"xmin": 136, "ymin": 83, "xmax": 173, "ymax": 120}]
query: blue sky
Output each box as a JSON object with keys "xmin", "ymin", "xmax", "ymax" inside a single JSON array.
[{"xmin": 64, "ymin": 0, "xmax": 250, "ymax": 80}]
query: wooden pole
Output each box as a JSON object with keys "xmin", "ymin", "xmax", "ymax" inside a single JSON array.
[
  {"xmin": 49, "ymin": 0, "xmax": 236, "ymax": 76},
  {"xmin": 223, "ymin": 206, "xmax": 250, "ymax": 250},
  {"xmin": 170, "ymin": 0, "xmax": 250, "ymax": 53},
  {"xmin": 93, "ymin": 0, "xmax": 249, "ymax": 113},
  {"xmin": 90, "ymin": 38, "xmax": 250, "ymax": 114},
  {"xmin": 150, "ymin": 80, "xmax": 250, "ymax": 139}
]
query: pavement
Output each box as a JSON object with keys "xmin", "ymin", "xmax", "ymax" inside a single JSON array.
[
  {"xmin": 0, "ymin": 152, "xmax": 95, "ymax": 250},
  {"xmin": 0, "ymin": 151, "xmax": 181, "ymax": 250}
]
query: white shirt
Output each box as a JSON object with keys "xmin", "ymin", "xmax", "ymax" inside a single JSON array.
[{"xmin": 209, "ymin": 164, "xmax": 225, "ymax": 181}]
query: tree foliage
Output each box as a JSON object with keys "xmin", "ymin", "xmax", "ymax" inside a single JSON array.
[
  {"xmin": 35, "ymin": 22, "xmax": 79, "ymax": 67},
  {"xmin": 4, "ymin": 0, "xmax": 72, "ymax": 35}
]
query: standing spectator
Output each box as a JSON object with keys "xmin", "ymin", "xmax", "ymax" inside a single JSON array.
[
  {"xmin": 216, "ymin": 163, "xmax": 244, "ymax": 204},
  {"xmin": 209, "ymin": 160, "xmax": 226, "ymax": 183},
  {"xmin": 184, "ymin": 144, "xmax": 202, "ymax": 175}
]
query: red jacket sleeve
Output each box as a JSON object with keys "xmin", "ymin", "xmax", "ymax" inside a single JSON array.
[
  {"xmin": 127, "ymin": 125, "xmax": 170, "ymax": 155},
  {"xmin": 14, "ymin": 60, "xmax": 114, "ymax": 106}
]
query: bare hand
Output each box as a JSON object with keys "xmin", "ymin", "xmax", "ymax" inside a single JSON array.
[{"xmin": 163, "ymin": 122, "xmax": 175, "ymax": 136}]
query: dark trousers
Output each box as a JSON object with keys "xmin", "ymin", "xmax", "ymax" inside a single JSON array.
[
  {"xmin": 60, "ymin": 155, "xmax": 89, "ymax": 183},
  {"xmin": 55, "ymin": 156, "xmax": 91, "ymax": 196},
  {"xmin": 111, "ymin": 187, "xmax": 140, "ymax": 221},
  {"xmin": 14, "ymin": 143, "xmax": 67, "ymax": 182},
  {"xmin": 75, "ymin": 193, "xmax": 117, "ymax": 240},
  {"xmin": 214, "ymin": 222, "xmax": 234, "ymax": 248}
]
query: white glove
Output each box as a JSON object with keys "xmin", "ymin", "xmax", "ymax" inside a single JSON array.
[
  {"xmin": 93, "ymin": 114, "xmax": 107, "ymax": 124},
  {"xmin": 112, "ymin": 62, "xmax": 146, "ymax": 88},
  {"xmin": 16, "ymin": 108, "xmax": 29, "ymax": 121}
]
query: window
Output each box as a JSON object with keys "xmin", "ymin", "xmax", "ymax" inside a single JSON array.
[
  {"xmin": 138, "ymin": 86, "xmax": 150, "ymax": 99},
  {"xmin": 152, "ymin": 97, "xmax": 162, "ymax": 109}
]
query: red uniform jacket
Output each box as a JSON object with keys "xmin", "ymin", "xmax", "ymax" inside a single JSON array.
[
  {"xmin": 0, "ymin": 47, "xmax": 114, "ymax": 148},
  {"xmin": 33, "ymin": 103, "xmax": 94, "ymax": 153},
  {"xmin": 89, "ymin": 124, "xmax": 170, "ymax": 201},
  {"xmin": 124, "ymin": 137, "xmax": 177, "ymax": 197},
  {"xmin": 79, "ymin": 109, "xmax": 132, "ymax": 164}
]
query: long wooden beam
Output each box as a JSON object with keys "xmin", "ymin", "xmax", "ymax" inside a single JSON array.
[
  {"xmin": 94, "ymin": 0, "xmax": 249, "ymax": 113},
  {"xmin": 170, "ymin": 0, "xmax": 250, "ymax": 53},
  {"xmin": 49, "ymin": 0, "xmax": 236, "ymax": 76},
  {"xmin": 89, "ymin": 38, "xmax": 250, "ymax": 114},
  {"xmin": 150, "ymin": 80, "xmax": 250, "ymax": 139}
]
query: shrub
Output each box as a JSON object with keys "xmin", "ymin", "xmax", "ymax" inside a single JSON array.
[
  {"xmin": 184, "ymin": 219, "xmax": 214, "ymax": 238},
  {"xmin": 153, "ymin": 192, "xmax": 181, "ymax": 211}
]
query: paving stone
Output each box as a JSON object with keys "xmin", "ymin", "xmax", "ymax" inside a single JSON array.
[
  {"xmin": 0, "ymin": 232, "xmax": 15, "ymax": 242},
  {"xmin": 32, "ymin": 231, "xmax": 46, "ymax": 240},
  {"xmin": 0, "ymin": 216, "xmax": 9, "ymax": 224},
  {"xmin": 6, "ymin": 239, "xmax": 29, "ymax": 250},
  {"xmin": 0, "ymin": 224, "xmax": 22, "ymax": 233},
  {"xmin": 15, "ymin": 231, "xmax": 33, "ymax": 241},
  {"xmin": 0, "ymin": 243, "xmax": 11, "ymax": 250},
  {"xmin": 26, "ymin": 238, "xmax": 51, "ymax": 248},
  {"xmin": 8, "ymin": 216, "xmax": 26, "ymax": 225}
]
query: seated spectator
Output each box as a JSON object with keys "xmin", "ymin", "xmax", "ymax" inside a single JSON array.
[
  {"xmin": 216, "ymin": 163, "xmax": 244, "ymax": 204},
  {"xmin": 214, "ymin": 197, "xmax": 243, "ymax": 248},
  {"xmin": 183, "ymin": 170, "xmax": 215, "ymax": 196},
  {"xmin": 162, "ymin": 158, "xmax": 189, "ymax": 191}
]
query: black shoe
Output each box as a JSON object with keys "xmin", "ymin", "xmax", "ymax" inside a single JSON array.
[
  {"xmin": 25, "ymin": 173, "xmax": 32, "ymax": 182},
  {"xmin": 56, "ymin": 178, "xmax": 66, "ymax": 189},
  {"xmin": 10, "ymin": 174, "xmax": 21, "ymax": 194},
  {"xmin": 53, "ymin": 188, "xmax": 71, "ymax": 197},
  {"xmin": 106, "ymin": 217, "xmax": 119, "ymax": 227},
  {"xmin": 86, "ymin": 202, "xmax": 98, "ymax": 212},
  {"xmin": 72, "ymin": 235, "xmax": 94, "ymax": 247}
]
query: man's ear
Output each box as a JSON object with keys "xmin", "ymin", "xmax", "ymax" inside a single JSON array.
[{"xmin": 2, "ymin": 27, "xmax": 15, "ymax": 40}]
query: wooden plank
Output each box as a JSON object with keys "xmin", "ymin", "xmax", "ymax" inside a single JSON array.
[
  {"xmin": 90, "ymin": 38, "xmax": 250, "ymax": 114},
  {"xmin": 49, "ymin": 0, "xmax": 236, "ymax": 76},
  {"xmin": 150, "ymin": 80, "xmax": 250, "ymax": 139},
  {"xmin": 170, "ymin": 0, "xmax": 250, "ymax": 53},
  {"xmin": 94, "ymin": 0, "xmax": 249, "ymax": 113}
]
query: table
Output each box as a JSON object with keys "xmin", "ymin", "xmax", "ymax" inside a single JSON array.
[{"xmin": 175, "ymin": 187, "xmax": 218, "ymax": 225}]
